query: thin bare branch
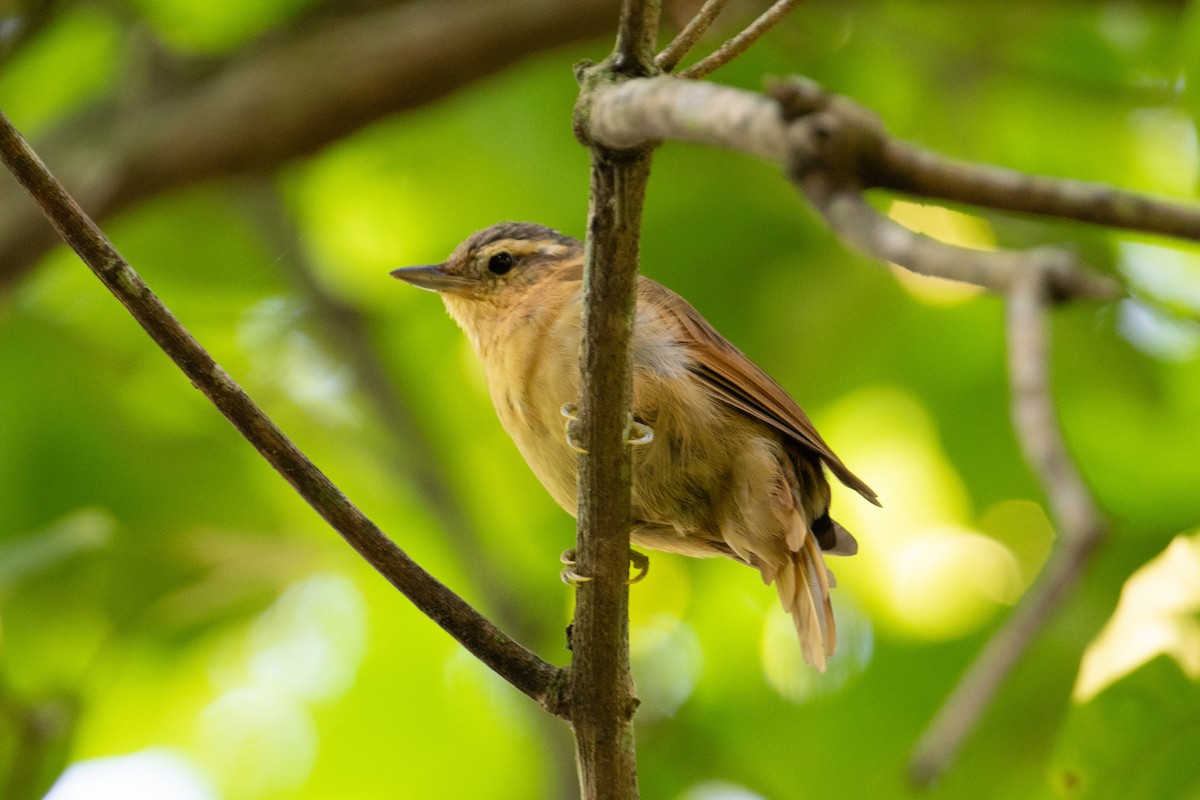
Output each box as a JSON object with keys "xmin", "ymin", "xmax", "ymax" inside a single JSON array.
[
  {"xmin": 1006, "ymin": 275, "xmax": 1110, "ymax": 539},
  {"xmin": 793, "ymin": 178, "xmax": 1119, "ymax": 299},
  {"xmin": 656, "ymin": 0, "xmax": 733, "ymax": 72},
  {"xmin": 677, "ymin": 0, "xmax": 802, "ymax": 79},
  {"xmin": 770, "ymin": 75, "xmax": 1200, "ymax": 244},
  {"xmin": 584, "ymin": 75, "xmax": 1200, "ymax": 257},
  {"xmin": 570, "ymin": 147, "xmax": 652, "ymax": 799},
  {"xmin": 880, "ymin": 141, "xmax": 1200, "ymax": 244},
  {"xmin": 908, "ymin": 268, "xmax": 1109, "ymax": 787},
  {"xmin": 0, "ymin": 109, "xmax": 569, "ymax": 720},
  {"xmin": 242, "ymin": 182, "xmax": 578, "ymax": 796}
]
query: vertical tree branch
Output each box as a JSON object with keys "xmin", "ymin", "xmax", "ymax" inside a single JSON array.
[
  {"xmin": 570, "ymin": 2, "xmax": 660, "ymax": 796},
  {"xmin": 570, "ymin": 149, "xmax": 654, "ymax": 798},
  {"xmin": 613, "ymin": 0, "xmax": 662, "ymax": 75},
  {"xmin": 909, "ymin": 269, "xmax": 1109, "ymax": 786}
]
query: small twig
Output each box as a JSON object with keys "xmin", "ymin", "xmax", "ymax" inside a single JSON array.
[
  {"xmin": 656, "ymin": 0, "xmax": 732, "ymax": 73},
  {"xmin": 908, "ymin": 268, "xmax": 1109, "ymax": 787},
  {"xmin": 678, "ymin": 0, "xmax": 802, "ymax": 80},
  {"xmin": 1006, "ymin": 273, "xmax": 1109, "ymax": 538},
  {"xmin": 0, "ymin": 109, "xmax": 569, "ymax": 719}
]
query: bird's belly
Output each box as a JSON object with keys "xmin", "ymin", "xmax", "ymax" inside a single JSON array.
[
  {"xmin": 492, "ymin": 369, "xmax": 732, "ymax": 536},
  {"xmin": 484, "ymin": 314, "xmax": 747, "ymax": 557},
  {"xmin": 507, "ymin": 415, "xmax": 580, "ymax": 514},
  {"xmin": 505, "ymin": 402, "xmax": 732, "ymax": 551},
  {"xmin": 485, "ymin": 328, "xmax": 581, "ymax": 516}
]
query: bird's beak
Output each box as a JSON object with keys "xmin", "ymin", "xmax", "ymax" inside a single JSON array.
[{"xmin": 390, "ymin": 263, "xmax": 473, "ymax": 292}]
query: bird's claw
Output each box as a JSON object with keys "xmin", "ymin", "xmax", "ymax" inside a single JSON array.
[
  {"xmin": 628, "ymin": 419, "xmax": 654, "ymax": 447},
  {"xmin": 560, "ymin": 548, "xmax": 593, "ymax": 586},
  {"xmin": 560, "ymin": 402, "xmax": 654, "ymax": 453},
  {"xmin": 561, "ymin": 403, "xmax": 588, "ymax": 454},
  {"xmin": 560, "ymin": 548, "xmax": 651, "ymax": 585},
  {"xmin": 627, "ymin": 550, "xmax": 650, "ymax": 584}
]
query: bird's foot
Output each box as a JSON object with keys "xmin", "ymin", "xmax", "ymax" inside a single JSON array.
[
  {"xmin": 560, "ymin": 548, "xmax": 592, "ymax": 585},
  {"xmin": 627, "ymin": 550, "xmax": 650, "ymax": 583},
  {"xmin": 560, "ymin": 403, "xmax": 654, "ymax": 454},
  {"xmin": 628, "ymin": 419, "xmax": 654, "ymax": 447},
  {"xmin": 561, "ymin": 403, "xmax": 588, "ymax": 454},
  {"xmin": 560, "ymin": 548, "xmax": 651, "ymax": 585}
]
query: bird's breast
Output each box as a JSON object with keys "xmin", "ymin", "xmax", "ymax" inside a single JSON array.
[
  {"xmin": 463, "ymin": 288, "xmax": 747, "ymax": 542},
  {"xmin": 476, "ymin": 296, "xmax": 584, "ymax": 514}
]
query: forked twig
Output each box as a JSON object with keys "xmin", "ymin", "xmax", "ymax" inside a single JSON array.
[
  {"xmin": 656, "ymin": 0, "xmax": 733, "ymax": 72},
  {"xmin": 678, "ymin": 0, "xmax": 802, "ymax": 79}
]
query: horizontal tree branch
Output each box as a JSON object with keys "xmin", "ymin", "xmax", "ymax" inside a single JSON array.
[
  {"xmin": 881, "ymin": 142, "xmax": 1200, "ymax": 243},
  {"xmin": 0, "ymin": 0, "xmax": 620, "ymax": 290},
  {"xmin": 584, "ymin": 76, "xmax": 1200, "ymax": 267},
  {"xmin": 0, "ymin": 109, "xmax": 570, "ymax": 720}
]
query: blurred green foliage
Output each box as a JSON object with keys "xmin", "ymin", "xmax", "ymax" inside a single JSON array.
[{"xmin": 2, "ymin": 1, "xmax": 1200, "ymax": 798}]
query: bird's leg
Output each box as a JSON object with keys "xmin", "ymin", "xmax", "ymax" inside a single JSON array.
[
  {"xmin": 560, "ymin": 548, "xmax": 651, "ymax": 585},
  {"xmin": 561, "ymin": 402, "xmax": 654, "ymax": 454}
]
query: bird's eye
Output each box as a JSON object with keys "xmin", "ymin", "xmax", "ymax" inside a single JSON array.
[{"xmin": 487, "ymin": 251, "xmax": 515, "ymax": 275}]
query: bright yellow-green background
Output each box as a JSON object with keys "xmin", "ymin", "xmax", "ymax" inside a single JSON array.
[{"xmin": 3, "ymin": 1, "xmax": 1200, "ymax": 798}]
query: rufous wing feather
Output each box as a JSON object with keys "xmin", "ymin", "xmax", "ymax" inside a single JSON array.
[{"xmin": 640, "ymin": 278, "xmax": 880, "ymax": 506}]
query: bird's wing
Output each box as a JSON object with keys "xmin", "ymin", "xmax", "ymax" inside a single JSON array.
[{"xmin": 640, "ymin": 278, "xmax": 880, "ymax": 506}]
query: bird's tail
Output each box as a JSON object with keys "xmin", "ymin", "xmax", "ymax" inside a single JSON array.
[{"xmin": 771, "ymin": 533, "xmax": 836, "ymax": 672}]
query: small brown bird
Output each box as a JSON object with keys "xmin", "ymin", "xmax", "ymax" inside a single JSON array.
[{"xmin": 392, "ymin": 222, "xmax": 878, "ymax": 670}]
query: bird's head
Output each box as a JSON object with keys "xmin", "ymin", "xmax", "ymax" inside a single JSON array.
[
  {"xmin": 391, "ymin": 222, "xmax": 582, "ymax": 301},
  {"xmin": 391, "ymin": 222, "xmax": 585, "ymax": 353}
]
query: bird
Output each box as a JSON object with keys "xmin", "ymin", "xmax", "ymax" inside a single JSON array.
[{"xmin": 392, "ymin": 222, "xmax": 879, "ymax": 671}]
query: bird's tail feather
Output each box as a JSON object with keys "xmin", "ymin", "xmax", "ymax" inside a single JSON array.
[{"xmin": 772, "ymin": 535, "xmax": 836, "ymax": 671}]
